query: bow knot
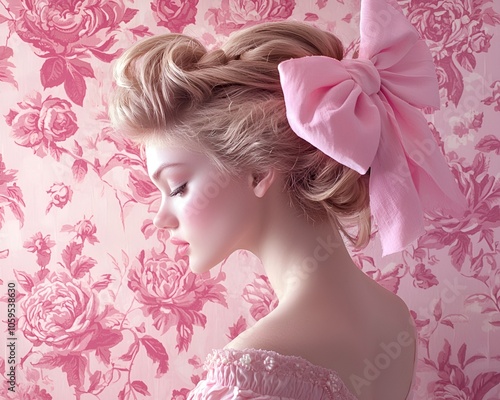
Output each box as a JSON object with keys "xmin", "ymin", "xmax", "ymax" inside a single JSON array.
[
  {"xmin": 343, "ymin": 59, "xmax": 380, "ymax": 96},
  {"xmin": 278, "ymin": 0, "xmax": 467, "ymax": 256}
]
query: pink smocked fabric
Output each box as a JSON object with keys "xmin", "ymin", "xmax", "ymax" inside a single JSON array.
[
  {"xmin": 187, "ymin": 348, "xmax": 359, "ymax": 399},
  {"xmin": 187, "ymin": 319, "xmax": 419, "ymax": 399},
  {"xmin": 278, "ymin": 0, "xmax": 468, "ymax": 256}
]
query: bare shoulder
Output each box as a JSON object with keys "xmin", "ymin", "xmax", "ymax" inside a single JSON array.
[
  {"xmin": 351, "ymin": 288, "xmax": 417, "ymax": 400},
  {"xmin": 224, "ymin": 287, "xmax": 416, "ymax": 400}
]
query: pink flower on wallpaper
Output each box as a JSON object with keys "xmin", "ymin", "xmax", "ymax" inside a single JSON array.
[
  {"xmin": 21, "ymin": 272, "xmax": 121, "ymax": 354},
  {"xmin": 0, "ymin": 153, "xmax": 25, "ymax": 229},
  {"xmin": 23, "ymin": 232, "xmax": 56, "ymax": 269},
  {"xmin": 434, "ymin": 384, "xmax": 469, "ymax": 400},
  {"xmin": 418, "ymin": 152, "xmax": 500, "ymax": 271},
  {"xmin": 46, "ymin": 182, "xmax": 73, "ymax": 213},
  {"xmin": 6, "ymin": 0, "xmax": 138, "ymax": 104},
  {"xmin": 128, "ymin": 250, "xmax": 228, "ymax": 352},
  {"xmin": 428, "ymin": 340, "xmax": 500, "ymax": 399},
  {"xmin": 407, "ymin": 0, "xmax": 500, "ymax": 106},
  {"xmin": 0, "ymin": 383, "xmax": 52, "ymax": 399},
  {"xmin": 452, "ymin": 111, "xmax": 484, "ymax": 138},
  {"xmin": 21, "ymin": 272, "xmax": 99, "ymax": 350},
  {"xmin": 409, "ymin": 1, "xmax": 494, "ymax": 59},
  {"xmin": 151, "ymin": 0, "xmax": 199, "ymax": 32},
  {"xmin": 74, "ymin": 218, "xmax": 99, "ymax": 244},
  {"xmin": 242, "ymin": 273, "xmax": 278, "ymax": 321},
  {"xmin": 0, "ymin": 45, "xmax": 17, "ymax": 88},
  {"xmin": 412, "ymin": 263, "xmax": 439, "ymax": 290},
  {"xmin": 8, "ymin": 0, "xmax": 136, "ymax": 54},
  {"xmin": 206, "ymin": 0, "xmax": 296, "ymax": 34},
  {"xmin": 6, "ymin": 93, "xmax": 77, "ymax": 159},
  {"xmin": 39, "ymin": 98, "xmax": 79, "ymax": 142},
  {"xmin": 482, "ymin": 80, "xmax": 500, "ymax": 112}
]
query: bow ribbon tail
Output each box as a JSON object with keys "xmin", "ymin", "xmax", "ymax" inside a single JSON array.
[
  {"xmin": 369, "ymin": 100, "xmax": 424, "ymax": 256},
  {"xmin": 372, "ymin": 93, "xmax": 467, "ymax": 256},
  {"xmin": 389, "ymin": 93, "xmax": 467, "ymax": 211}
]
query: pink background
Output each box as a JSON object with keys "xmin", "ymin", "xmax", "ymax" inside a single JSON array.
[{"xmin": 1, "ymin": 0, "xmax": 500, "ymax": 399}]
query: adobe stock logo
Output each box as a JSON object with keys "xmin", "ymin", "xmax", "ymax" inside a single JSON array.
[
  {"xmin": 360, "ymin": 2, "xmax": 400, "ymax": 39},
  {"xmin": 348, "ymin": 278, "xmax": 467, "ymax": 396},
  {"xmin": 349, "ymin": 325, "xmax": 415, "ymax": 396}
]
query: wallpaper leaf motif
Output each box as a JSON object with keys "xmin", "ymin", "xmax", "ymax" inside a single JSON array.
[
  {"xmin": 3, "ymin": 0, "xmax": 137, "ymax": 105},
  {"xmin": 0, "ymin": 154, "xmax": 25, "ymax": 230},
  {"xmin": 0, "ymin": 0, "xmax": 499, "ymax": 398},
  {"xmin": 0, "ymin": 46, "xmax": 17, "ymax": 88}
]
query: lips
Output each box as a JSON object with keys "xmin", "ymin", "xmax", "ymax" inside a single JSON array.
[
  {"xmin": 170, "ymin": 237, "xmax": 190, "ymax": 255},
  {"xmin": 170, "ymin": 237, "xmax": 188, "ymax": 245}
]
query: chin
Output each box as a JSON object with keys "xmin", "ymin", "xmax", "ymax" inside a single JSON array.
[{"xmin": 187, "ymin": 252, "xmax": 230, "ymax": 275}]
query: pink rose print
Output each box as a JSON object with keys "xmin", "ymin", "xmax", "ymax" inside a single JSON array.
[
  {"xmin": 61, "ymin": 218, "xmax": 99, "ymax": 246},
  {"xmin": 412, "ymin": 263, "xmax": 438, "ymax": 290},
  {"xmin": 74, "ymin": 218, "xmax": 99, "ymax": 244},
  {"xmin": 6, "ymin": 93, "xmax": 77, "ymax": 160},
  {"xmin": 39, "ymin": 98, "xmax": 78, "ymax": 142},
  {"xmin": 21, "ymin": 272, "xmax": 98, "ymax": 350},
  {"xmin": 151, "ymin": 0, "xmax": 199, "ymax": 32},
  {"xmin": 0, "ymin": 153, "xmax": 25, "ymax": 229},
  {"xmin": 0, "ymin": 46, "xmax": 17, "ymax": 88},
  {"xmin": 418, "ymin": 152, "xmax": 500, "ymax": 271},
  {"xmin": 242, "ymin": 273, "xmax": 278, "ymax": 321},
  {"xmin": 23, "ymin": 232, "xmax": 56, "ymax": 269},
  {"xmin": 407, "ymin": 0, "xmax": 500, "ymax": 105},
  {"xmin": 482, "ymin": 80, "xmax": 500, "ymax": 112},
  {"xmin": 21, "ymin": 272, "xmax": 122, "ymax": 352},
  {"xmin": 428, "ymin": 340, "xmax": 500, "ymax": 399},
  {"xmin": 5, "ymin": 0, "xmax": 138, "ymax": 104},
  {"xmin": 206, "ymin": 0, "xmax": 296, "ymax": 34},
  {"xmin": 0, "ymin": 383, "xmax": 52, "ymax": 399},
  {"xmin": 452, "ymin": 111, "xmax": 484, "ymax": 138},
  {"xmin": 46, "ymin": 182, "xmax": 73, "ymax": 213},
  {"xmin": 128, "ymin": 250, "xmax": 228, "ymax": 352},
  {"xmin": 171, "ymin": 388, "xmax": 191, "ymax": 399}
]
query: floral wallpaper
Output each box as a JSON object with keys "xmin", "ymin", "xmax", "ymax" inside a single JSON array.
[{"xmin": 0, "ymin": 0, "xmax": 499, "ymax": 399}]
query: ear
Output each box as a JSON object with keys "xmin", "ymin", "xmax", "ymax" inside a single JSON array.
[{"xmin": 249, "ymin": 168, "xmax": 276, "ymax": 198}]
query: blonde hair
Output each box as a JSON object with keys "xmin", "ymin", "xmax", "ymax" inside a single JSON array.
[{"xmin": 109, "ymin": 21, "xmax": 372, "ymax": 251}]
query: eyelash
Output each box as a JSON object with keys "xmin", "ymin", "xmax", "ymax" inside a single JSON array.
[{"xmin": 169, "ymin": 183, "xmax": 187, "ymax": 197}]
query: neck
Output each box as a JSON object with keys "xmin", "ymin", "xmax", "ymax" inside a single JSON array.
[{"xmin": 246, "ymin": 200, "xmax": 365, "ymax": 309}]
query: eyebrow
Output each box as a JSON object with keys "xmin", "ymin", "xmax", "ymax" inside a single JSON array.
[{"xmin": 151, "ymin": 162, "xmax": 184, "ymax": 182}]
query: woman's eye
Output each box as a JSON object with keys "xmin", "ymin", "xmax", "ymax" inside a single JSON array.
[{"xmin": 169, "ymin": 183, "xmax": 187, "ymax": 197}]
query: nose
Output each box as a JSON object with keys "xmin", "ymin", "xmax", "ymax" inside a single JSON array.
[{"xmin": 153, "ymin": 196, "xmax": 178, "ymax": 230}]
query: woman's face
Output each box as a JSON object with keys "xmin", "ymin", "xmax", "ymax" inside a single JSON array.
[{"xmin": 145, "ymin": 143, "xmax": 261, "ymax": 274}]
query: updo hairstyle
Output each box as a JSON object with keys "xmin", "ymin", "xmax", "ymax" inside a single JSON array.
[{"xmin": 109, "ymin": 21, "xmax": 372, "ymax": 251}]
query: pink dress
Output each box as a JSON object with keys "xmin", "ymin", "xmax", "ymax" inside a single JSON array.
[{"xmin": 187, "ymin": 319, "xmax": 418, "ymax": 399}]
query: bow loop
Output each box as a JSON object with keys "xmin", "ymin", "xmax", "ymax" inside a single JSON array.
[
  {"xmin": 342, "ymin": 59, "xmax": 381, "ymax": 96},
  {"xmin": 278, "ymin": 56, "xmax": 380, "ymax": 175}
]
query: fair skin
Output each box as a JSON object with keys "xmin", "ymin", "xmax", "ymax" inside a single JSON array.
[{"xmin": 146, "ymin": 142, "xmax": 416, "ymax": 400}]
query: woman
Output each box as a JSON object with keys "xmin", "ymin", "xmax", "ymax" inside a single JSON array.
[{"xmin": 108, "ymin": 0, "xmax": 466, "ymax": 398}]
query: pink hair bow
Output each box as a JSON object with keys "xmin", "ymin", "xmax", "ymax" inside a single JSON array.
[{"xmin": 278, "ymin": 0, "xmax": 467, "ymax": 256}]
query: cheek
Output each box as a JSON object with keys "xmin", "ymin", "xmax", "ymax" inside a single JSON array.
[
  {"xmin": 182, "ymin": 186, "xmax": 230, "ymax": 229},
  {"xmin": 182, "ymin": 182, "xmax": 249, "ymax": 234}
]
